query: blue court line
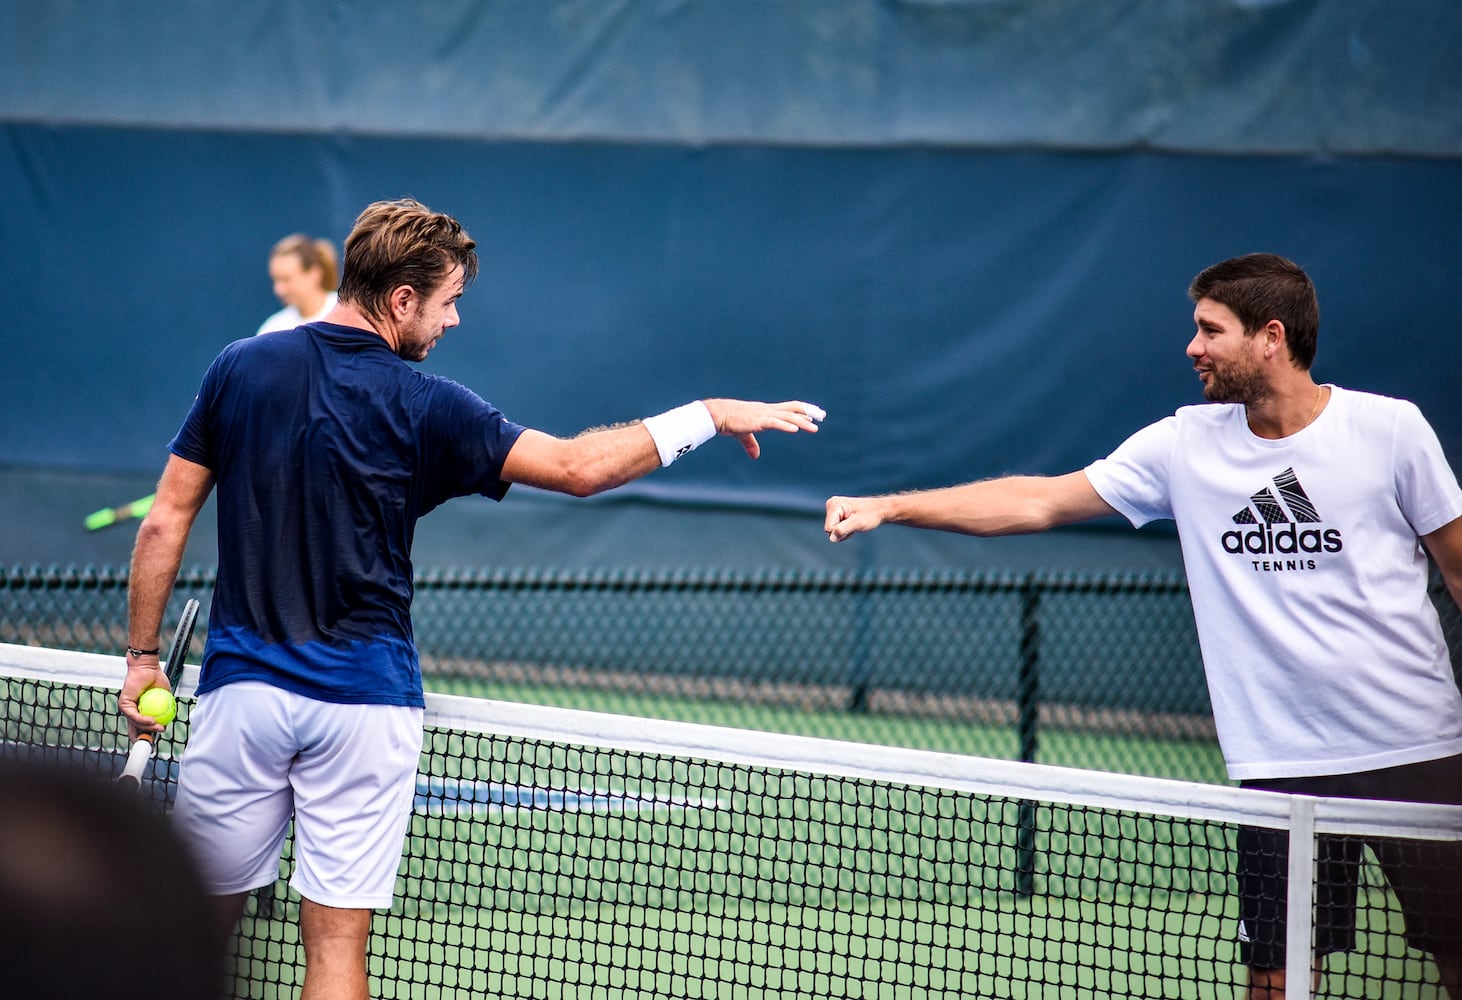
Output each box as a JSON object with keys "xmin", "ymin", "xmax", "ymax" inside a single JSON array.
[
  {"xmin": 414, "ymin": 776, "xmax": 729, "ymax": 817},
  {"xmin": 0, "ymin": 744, "xmax": 729, "ymax": 818}
]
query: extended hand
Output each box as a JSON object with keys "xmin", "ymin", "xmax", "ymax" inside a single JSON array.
[
  {"xmin": 702, "ymin": 399, "xmax": 825, "ymax": 459},
  {"xmin": 824, "ymin": 495, "xmax": 887, "ymax": 543}
]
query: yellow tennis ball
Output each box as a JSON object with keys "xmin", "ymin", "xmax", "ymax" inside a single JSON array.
[{"xmin": 138, "ymin": 687, "xmax": 177, "ymax": 727}]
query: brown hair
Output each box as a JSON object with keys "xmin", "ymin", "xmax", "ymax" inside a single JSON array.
[
  {"xmin": 270, "ymin": 233, "xmax": 339, "ymax": 291},
  {"xmin": 1188, "ymin": 253, "xmax": 1320, "ymax": 369},
  {"xmin": 337, "ymin": 199, "xmax": 478, "ymax": 323}
]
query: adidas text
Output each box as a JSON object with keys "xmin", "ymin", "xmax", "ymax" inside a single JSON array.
[{"xmin": 1221, "ymin": 523, "xmax": 1342, "ymax": 556}]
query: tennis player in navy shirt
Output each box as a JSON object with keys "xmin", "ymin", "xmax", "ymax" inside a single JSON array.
[{"xmin": 119, "ymin": 197, "xmax": 824, "ymax": 1000}]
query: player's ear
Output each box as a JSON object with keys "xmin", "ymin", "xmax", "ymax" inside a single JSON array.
[
  {"xmin": 1262, "ymin": 319, "xmax": 1285, "ymax": 359},
  {"xmin": 388, "ymin": 284, "xmax": 417, "ymax": 321}
]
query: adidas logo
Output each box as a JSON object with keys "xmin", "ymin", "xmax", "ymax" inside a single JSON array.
[{"xmin": 1221, "ymin": 467, "xmax": 1343, "ymax": 559}]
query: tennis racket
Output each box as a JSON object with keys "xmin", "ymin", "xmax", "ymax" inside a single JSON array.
[
  {"xmin": 118, "ymin": 597, "xmax": 200, "ymax": 790},
  {"xmin": 84, "ymin": 491, "xmax": 156, "ymax": 531}
]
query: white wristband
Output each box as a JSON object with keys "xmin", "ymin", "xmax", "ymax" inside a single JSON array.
[{"xmin": 642, "ymin": 401, "xmax": 717, "ymax": 467}]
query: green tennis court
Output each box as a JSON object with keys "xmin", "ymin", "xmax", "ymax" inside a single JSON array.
[
  {"xmin": 236, "ymin": 734, "xmax": 1245, "ymax": 999},
  {"xmin": 228, "ymin": 698, "xmax": 1444, "ymax": 999},
  {"xmin": 4, "ymin": 646, "xmax": 1454, "ymax": 999}
]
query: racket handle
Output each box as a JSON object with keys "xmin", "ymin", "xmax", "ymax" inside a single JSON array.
[{"xmin": 117, "ymin": 734, "xmax": 157, "ymax": 790}]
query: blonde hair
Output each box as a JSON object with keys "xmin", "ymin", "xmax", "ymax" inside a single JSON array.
[{"xmin": 270, "ymin": 234, "xmax": 339, "ymax": 292}]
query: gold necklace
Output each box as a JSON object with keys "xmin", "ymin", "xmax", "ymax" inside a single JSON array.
[{"xmin": 1306, "ymin": 385, "xmax": 1323, "ymax": 427}]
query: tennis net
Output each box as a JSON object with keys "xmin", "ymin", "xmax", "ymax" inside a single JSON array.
[{"xmin": 3, "ymin": 641, "xmax": 1460, "ymax": 999}]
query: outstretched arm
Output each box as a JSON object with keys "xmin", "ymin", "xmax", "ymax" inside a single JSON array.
[
  {"xmin": 500, "ymin": 399, "xmax": 824, "ymax": 497},
  {"xmin": 122, "ymin": 454, "xmax": 214, "ymax": 735},
  {"xmin": 825, "ymin": 470, "xmax": 1116, "ymax": 542}
]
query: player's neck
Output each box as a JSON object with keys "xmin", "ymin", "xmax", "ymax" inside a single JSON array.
[
  {"xmin": 321, "ymin": 301, "xmax": 389, "ymax": 344},
  {"xmin": 1245, "ymin": 380, "xmax": 1327, "ymax": 439}
]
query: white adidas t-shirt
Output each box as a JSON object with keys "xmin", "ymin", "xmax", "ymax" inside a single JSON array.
[{"xmin": 1085, "ymin": 386, "xmax": 1462, "ymax": 780}]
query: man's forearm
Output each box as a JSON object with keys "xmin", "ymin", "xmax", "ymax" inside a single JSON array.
[
  {"xmin": 127, "ymin": 515, "xmax": 191, "ymax": 652},
  {"xmin": 884, "ymin": 475, "xmax": 1100, "ymax": 537},
  {"xmin": 124, "ymin": 456, "xmax": 214, "ymax": 652},
  {"xmin": 827, "ymin": 471, "xmax": 1114, "ymax": 543},
  {"xmin": 503, "ymin": 399, "xmax": 822, "ymax": 497}
]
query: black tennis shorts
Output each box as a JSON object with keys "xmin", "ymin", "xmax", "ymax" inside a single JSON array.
[{"xmin": 1237, "ymin": 754, "xmax": 1462, "ymax": 970}]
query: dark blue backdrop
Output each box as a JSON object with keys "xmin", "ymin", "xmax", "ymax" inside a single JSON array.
[
  {"xmin": 3, "ymin": 1, "xmax": 1459, "ymax": 571},
  {"xmin": 3, "ymin": 125, "xmax": 1459, "ymax": 510}
]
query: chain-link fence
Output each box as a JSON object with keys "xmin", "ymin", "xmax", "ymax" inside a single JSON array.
[{"xmin": 4, "ymin": 563, "xmax": 1458, "ymax": 784}]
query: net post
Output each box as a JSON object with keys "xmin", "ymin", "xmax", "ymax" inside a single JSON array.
[
  {"xmin": 1285, "ymin": 794, "xmax": 1317, "ymax": 1000},
  {"xmin": 1014, "ymin": 575, "xmax": 1041, "ymax": 896}
]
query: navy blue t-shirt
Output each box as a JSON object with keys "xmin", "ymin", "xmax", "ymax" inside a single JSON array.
[{"xmin": 169, "ymin": 322, "xmax": 525, "ymax": 706}]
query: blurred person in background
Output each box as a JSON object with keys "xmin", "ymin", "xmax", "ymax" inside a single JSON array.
[{"xmin": 256, "ymin": 233, "xmax": 339, "ymax": 336}]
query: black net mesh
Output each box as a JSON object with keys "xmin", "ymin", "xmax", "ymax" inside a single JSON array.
[{"xmin": 3, "ymin": 658, "xmax": 1457, "ymax": 999}]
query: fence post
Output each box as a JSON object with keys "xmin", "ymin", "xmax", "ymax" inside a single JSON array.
[
  {"xmin": 847, "ymin": 551, "xmax": 878, "ymax": 714},
  {"xmin": 1015, "ymin": 573, "xmax": 1040, "ymax": 896},
  {"xmin": 847, "ymin": 573, "xmax": 871, "ymax": 713}
]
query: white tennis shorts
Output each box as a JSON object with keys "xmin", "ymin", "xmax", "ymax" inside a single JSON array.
[{"xmin": 171, "ymin": 682, "xmax": 424, "ymax": 909}]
